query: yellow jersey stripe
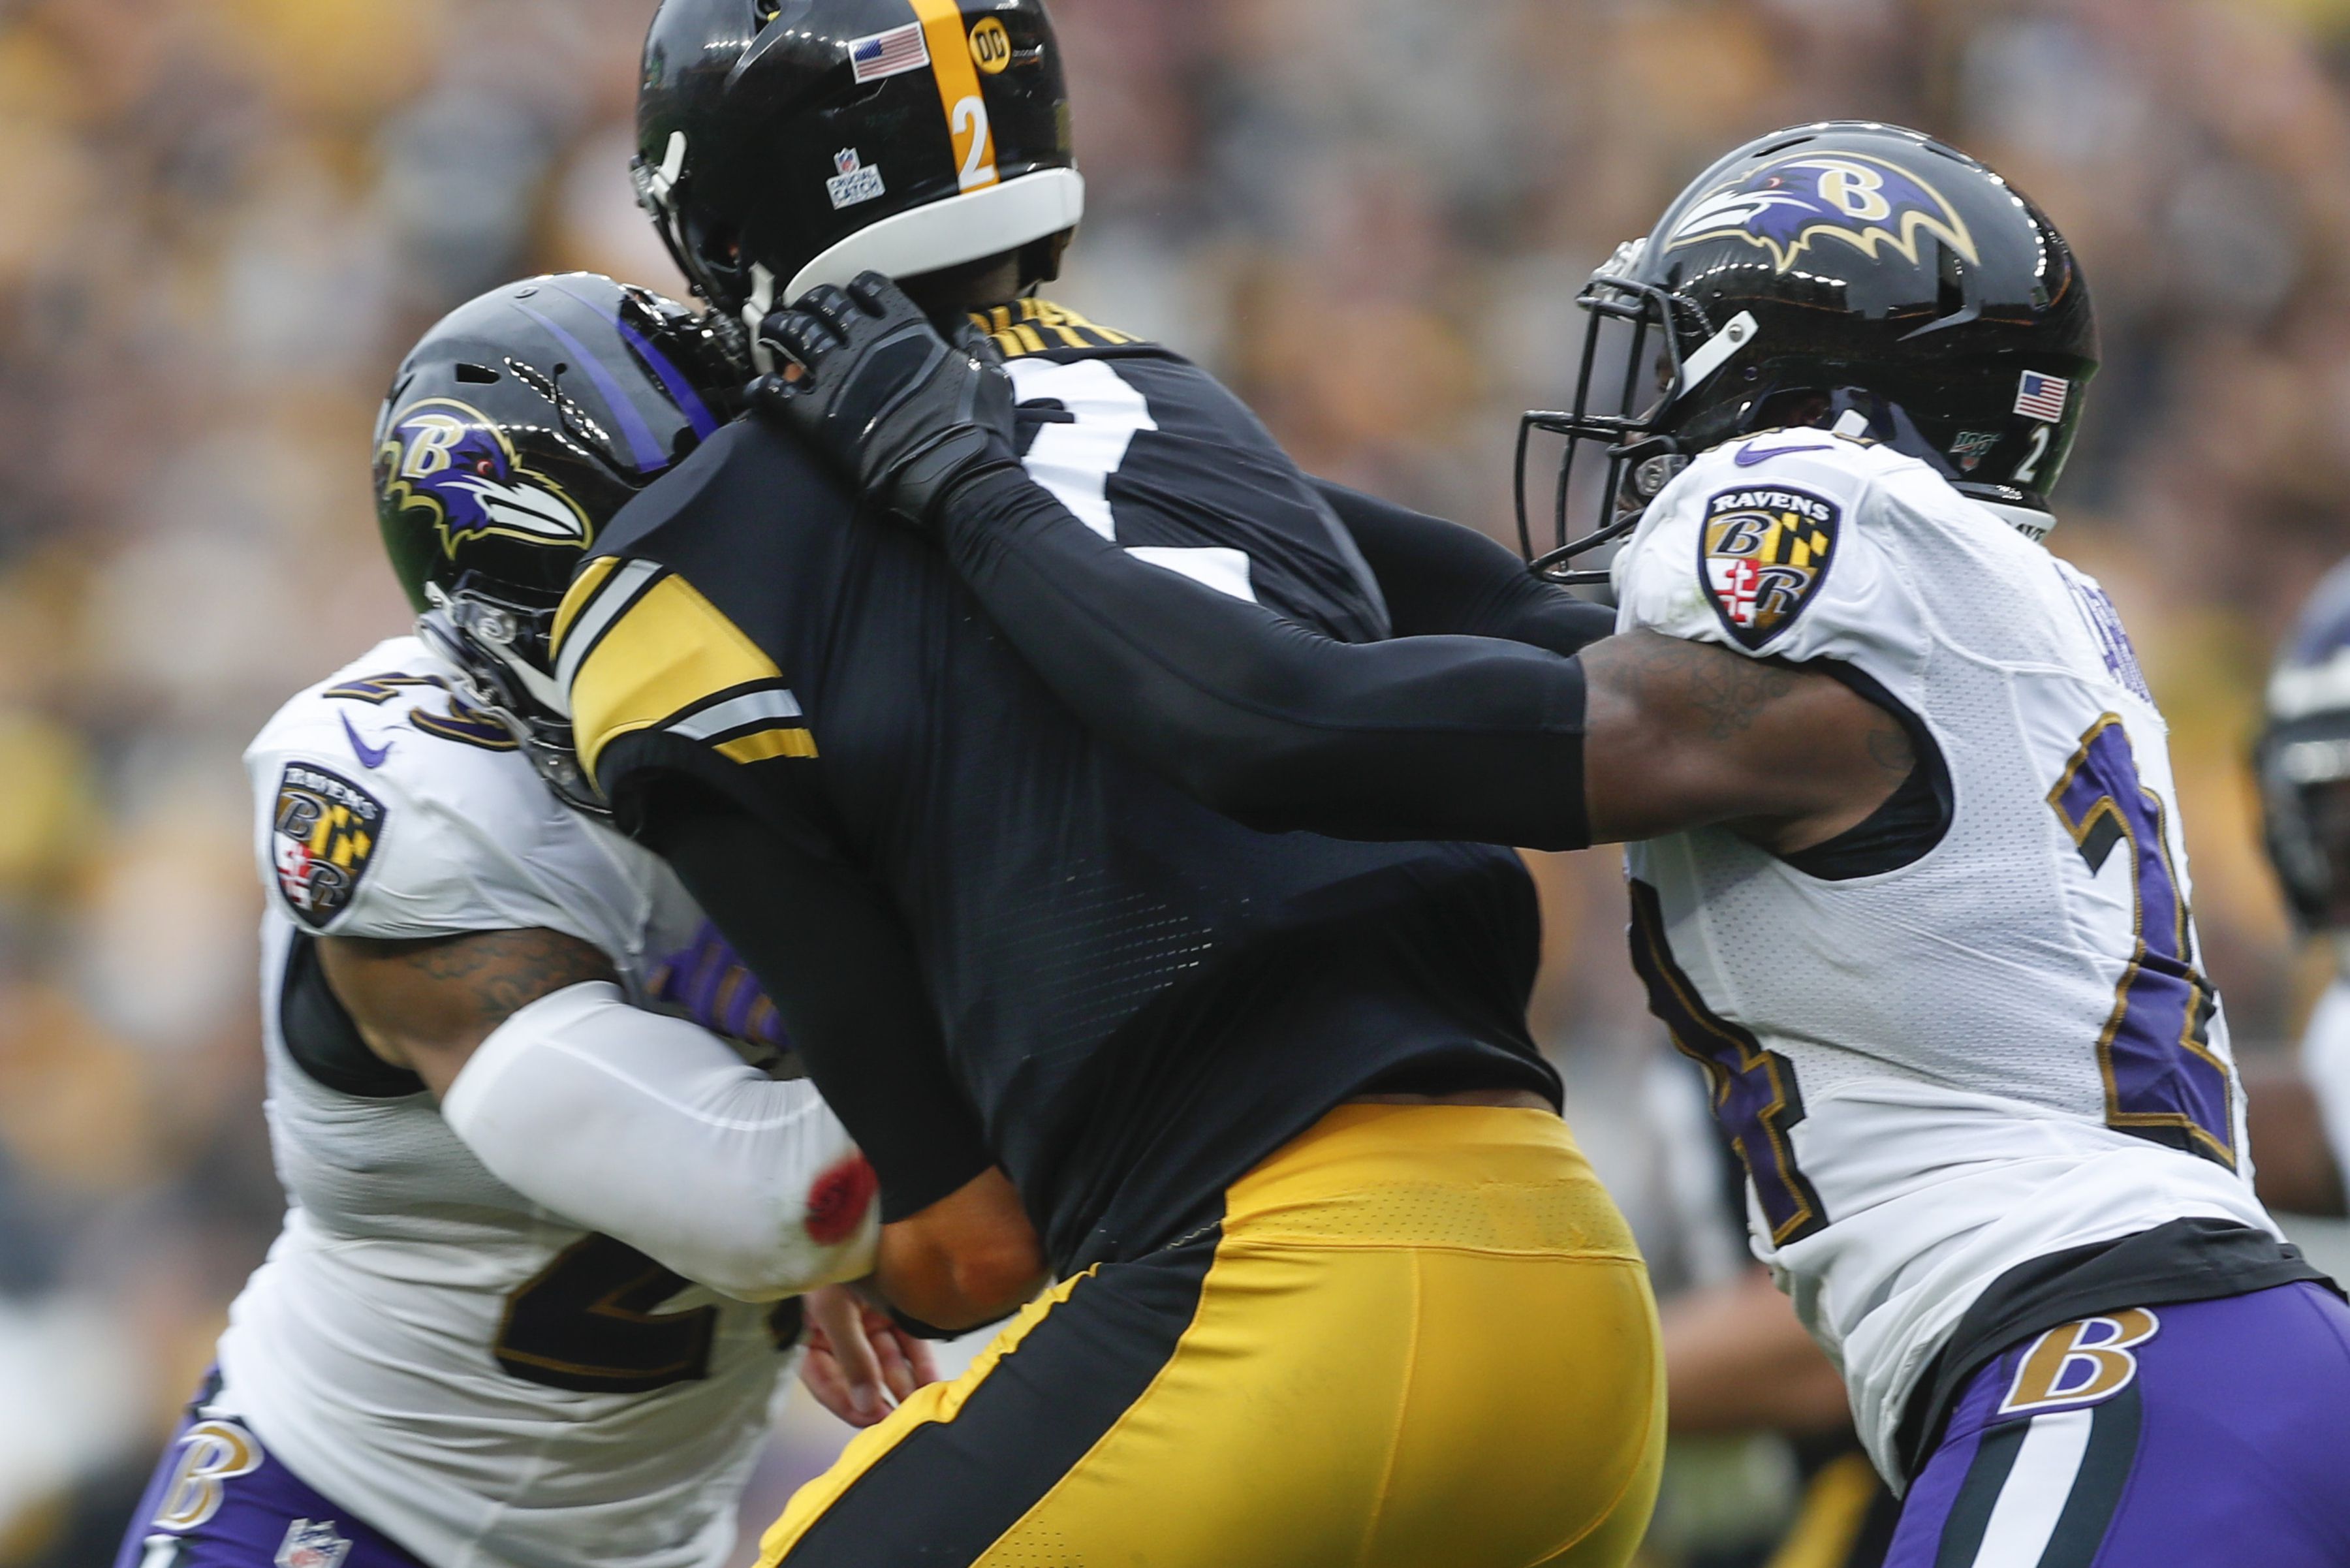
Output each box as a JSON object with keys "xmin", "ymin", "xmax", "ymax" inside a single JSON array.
[
  {"xmin": 553, "ymin": 556, "xmax": 619, "ymax": 655},
  {"xmin": 715, "ymin": 727, "xmax": 821, "ymax": 764},
  {"xmin": 908, "ymin": 0, "xmax": 997, "ymax": 191},
  {"xmin": 554, "ymin": 557, "xmax": 665, "ymax": 695},
  {"xmin": 968, "ymin": 299, "xmax": 1140, "ymax": 360},
  {"xmin": 571, "ymin": 572, "xmax": 787, "ymax": 777}
]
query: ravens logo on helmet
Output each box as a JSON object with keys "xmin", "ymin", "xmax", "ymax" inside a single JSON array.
[{"xmin": 1519, "ymin": 121, "xmax": 2098, "ymax": 585}]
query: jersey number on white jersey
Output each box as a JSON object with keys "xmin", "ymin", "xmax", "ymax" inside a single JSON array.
[
  {"xmin": 494, "ymin": 1234, "xmax": 799, "ymax": 1393},
  {"xmin": 1630, "ymin": 881, "xmax": 1828, "ymax": 1247},
  {"xmin": 1633, "ymin": 713, "xmax": 2236, "ymax": 1243},
  {"xmin": 2049, "ymin": 717, "xmax": 2234, "ymax": 1168}
]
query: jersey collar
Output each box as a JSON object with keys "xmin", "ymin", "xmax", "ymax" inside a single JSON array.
[{"xmin": 1977, "ymin": 498, "xmax": 2057, "ymax": 544}]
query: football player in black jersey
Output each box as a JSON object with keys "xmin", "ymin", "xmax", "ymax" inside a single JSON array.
[{"xmin": 552, "ymin": 3, "xmax": 1665, "ymax": 1565}]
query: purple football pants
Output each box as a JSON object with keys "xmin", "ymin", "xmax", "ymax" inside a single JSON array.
[
  {"xmin": 113, "ymin": 1378, "xmax": 426, "ymax": 1568},
  {"xmin": 1885, "ymin": 1281, "xmax": 2350, "ymax": 1568}
]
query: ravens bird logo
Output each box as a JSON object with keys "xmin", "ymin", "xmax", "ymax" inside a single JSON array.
[
  {"xmin": 1663, "ymin": 152, "xmax": 1978, "ymax": 274},
  {"xmin": 375, "ymin": 398, "xmax": 592, "ymax": 558}
]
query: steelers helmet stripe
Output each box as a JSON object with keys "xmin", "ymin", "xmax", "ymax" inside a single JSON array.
[{"xmin": 908, "ymin": 0, "xmax": 999, "ymax": 193}]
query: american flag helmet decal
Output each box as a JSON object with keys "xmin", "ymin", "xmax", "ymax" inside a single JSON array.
[{"xmin": 2014, "ymin": 371, "xmax": 2071, "ymax": 424}]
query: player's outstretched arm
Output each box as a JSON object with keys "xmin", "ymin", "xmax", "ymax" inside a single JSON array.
[
  {"xmin": 1310, "ymin": 480, "xmax": 1616, "ymax": 656},
  {"xmin": 318, "ymin": 929, "xmax": 883, "ymax": 1301},
  {"xmin": 933, "ymin": 465, "xmax": 1907, "ymax": 855},
  {"xmin": 646, "ymin": 791, "xmax": 1050, "ymax": 1331},
  {"xmin": 760, "ymin": 274, "xmax": 1906, "ymax": 855}
]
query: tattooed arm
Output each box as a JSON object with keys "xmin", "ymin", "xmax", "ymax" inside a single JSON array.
[
  {"xmin": 319, "ymin": 926, "xmax": 898, "ymax": 1318},
  {"xmin": 1580, "ymin": 630, "xmax": 1914, "ymax": 853},
  {"xmin": 319, "ymin": 928, "xmax": 617, "ymax": 1098},
  {"xmin": 901, "ymin": 465, "xmax": 1914, "ymax": 853}
]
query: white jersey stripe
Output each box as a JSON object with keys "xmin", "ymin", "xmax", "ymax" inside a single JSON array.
[
  {"xmin": 668, "ymin": 686, "xmax": 805, "ymax": 741},
  {"xmin": 1968, "ymin": 1409, "xmax": 2093, "ymax": 1568},
  {"xmin": 555, "ymin": 557, "xmax": 663, "ymax": 694}
]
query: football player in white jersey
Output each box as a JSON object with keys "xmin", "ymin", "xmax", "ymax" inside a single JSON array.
[
  {"xmin": 761, "ymin": 123, "xmax": 2350, "ymax": 1566},
  {"xmin": 2248, "ymin": 560, "xmax": 2350, "ymax": 1218},
  {"xmin": 112, "ymin": 275, "xmax": 947, "ymax": 1568}
]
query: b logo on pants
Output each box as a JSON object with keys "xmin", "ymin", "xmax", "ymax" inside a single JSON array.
[
  {"xmin": 1997, "ymin": 1308, "xmax": 2159, "ymax": 1416},
  {"xmin": 155, "ymin": 1420, "xmax": 264, "ymax": 1531}
]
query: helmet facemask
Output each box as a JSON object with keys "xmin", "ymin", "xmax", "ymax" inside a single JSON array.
[
  {"xmin": 418, "ymin": 579, "xmax": 610, "ymax": 819},
  {"xmin": 1517, "ymin": 242, "xmax": 1758, "ymax": 586},
  {"xmin": 1518, "ymin": 123, "xmax": 2099, "ymax": 586}
]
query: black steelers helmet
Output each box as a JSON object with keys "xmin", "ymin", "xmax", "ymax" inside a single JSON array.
[
  {"xmin": 2257, "ymin": 559, "xmax": 2350, "ymax": 932},
  {"xmin": 373, "ymin": 273, "xmax": 740, "ymax": 811},
  {"xmin": 634, "ymin": 0, "xmax": 1082, "ymax": 349},
  {"xmin": 1522, "ymin": 121, "xmax": 2099, "ymax": 585}
]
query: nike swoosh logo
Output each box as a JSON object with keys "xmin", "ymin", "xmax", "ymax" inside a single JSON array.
[
  {"xmin": 1736, "ymin": 441, "xmax": 1832, "ymax": 467},
  {"xmin": 341, "ymin": 712, "xmax": 394, "ymax": 770}
]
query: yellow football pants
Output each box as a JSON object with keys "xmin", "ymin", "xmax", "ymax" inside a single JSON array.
[{"xmin": 760, "ymin": 1103, "xmax": 1665, "ymax": 1567}]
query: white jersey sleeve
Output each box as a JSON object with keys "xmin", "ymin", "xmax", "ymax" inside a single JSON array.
[
  {"xmin": 243, "ymin": 636, "xmax": 687, "ymax": 961},
  {"xmin": 1612, "ymin": 429, "xmax": 1929, "ymax": 680},
  {"xmin": 443, "ymin": 980, "xmax": 878, "ymax": 1300}
]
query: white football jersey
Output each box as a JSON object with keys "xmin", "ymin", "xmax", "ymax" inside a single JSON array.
[
  {"xmin": 1612, "ymin": 435, "xmax": 2275, "ymax": 1482},
  {"xmin": 221, "ymin": 637, "xmax": 803, "ymax": 1568}
]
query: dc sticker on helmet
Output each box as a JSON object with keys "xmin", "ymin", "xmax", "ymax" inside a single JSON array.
[
  {"xmin": 271, "ymin": 763, "xmax": 387, "ymax": 930},
  {"xmin": 1700, "ymin": 486, "xmax": 1841, "ymax": 650},
  {"xmin": 376, "ymin": 398, "xmax": 593, "ymax": 558},
  {"xmin": 1663, "ymin": 151, "xmax": 1978, "ymax": 274},
  {"xmin": 968, "ymin": 16, "xmax": 1011, "ymax": 74}
]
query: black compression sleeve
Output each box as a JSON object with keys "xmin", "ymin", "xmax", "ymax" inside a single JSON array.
[
  {"xmin": 1311, "ymin": 480, "xmax": 1616, "ymax": 656},
  {"xmin": 644, "ymin": 785, "xmax": 994, "ymax": 1221},
  {"xmin": 941, "ymin": 467, "xmax": 1593, "ymax": 851}
]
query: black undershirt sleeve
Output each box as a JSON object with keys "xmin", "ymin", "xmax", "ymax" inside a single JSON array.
[
  {"xmin": 640, "ymin": 781, "xmax": 995, "ymax": 1223},
  {"xmin": 941, "ymin": 467, "xmax": 1593, "ymax": 851},
  {"xmin": 1309, "ymin": 480, "xmax": 1618, "ymax": 656}
]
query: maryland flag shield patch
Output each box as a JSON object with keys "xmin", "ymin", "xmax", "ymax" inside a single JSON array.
[
  {"xmin": 1700, "ymin": 486, "xmax": 1841, "ymax": 649},
  {"xmin": 271, "ymin": 763, "xmax": 386, "ymax": 929}
]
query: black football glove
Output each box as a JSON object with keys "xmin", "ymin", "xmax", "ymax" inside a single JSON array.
[{"xmin": 749, "ymin": 272, "xmax": 1018, "ymax": 533}]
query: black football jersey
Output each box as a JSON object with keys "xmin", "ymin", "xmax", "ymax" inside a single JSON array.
[{"xmin": 558, "ymin": 302, "xmax": 1558, "ymax": 1270}]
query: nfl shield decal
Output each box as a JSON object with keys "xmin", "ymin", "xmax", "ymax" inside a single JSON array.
[
  {"xmin": 271, "ymin": 763, "xmax": 386, "ymax": 930},
  {"xmin": 1700, "ymin": 486, "xmax": 1841, "ymax": 649},
  {"xmin": 276, "ymin": 1518, "xmax": 352, "ymax": 1568}
]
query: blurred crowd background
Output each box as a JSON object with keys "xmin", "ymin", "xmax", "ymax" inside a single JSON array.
[{"xmin": 5, "ymin": 0, "xmax": 2350, "ymax": 1562}]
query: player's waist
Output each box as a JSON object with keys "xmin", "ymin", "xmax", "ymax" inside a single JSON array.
[
  {"xmin": 217, "ymin": 1262, "xmax": 785, "ymax": 1565},
  {"xmin": 1767, "ymin": 1085, "xmax": 2274, "ymax": 1481},
  {"xmin": 1022, "ymin": 990, "xmax": 1559, "ymax": 1272},
  {"xmin": 1219, "ymin": 1101, "xmax": 1642, "ymax": 1261}
]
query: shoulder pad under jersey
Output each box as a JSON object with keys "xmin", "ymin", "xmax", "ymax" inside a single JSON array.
[
  {"xmin": 245, "ymin": 637, "xmax": 637, "ymax": 943},
  {"xmin": 1613, "ymin": 431, "xmax": 1937, "ymax": 670}
]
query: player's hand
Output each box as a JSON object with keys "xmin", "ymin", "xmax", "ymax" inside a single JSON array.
[
  {"xmin": 749, "ymin": 271, "xmax": 1018, "ymax": 535},
  {"xmin": 798, "ymin": 1283, "xmax": 939, "ymax": 1428}
]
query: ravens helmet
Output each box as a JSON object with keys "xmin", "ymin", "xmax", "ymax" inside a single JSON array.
[
  {"xmin": 633, "ymin": 0, "xmax": 1082, "ymax": 351},
  {"xmin": 373, "ymin": 273, "xmax": 740, "ymax": 812},
  {"xmin": 2258, "ymin": 561, "xmax": 2350, "ymax": 933},
  {"xmin": 1521, "ymin": 121, "xmax": 2099, "ymax": 585}
]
